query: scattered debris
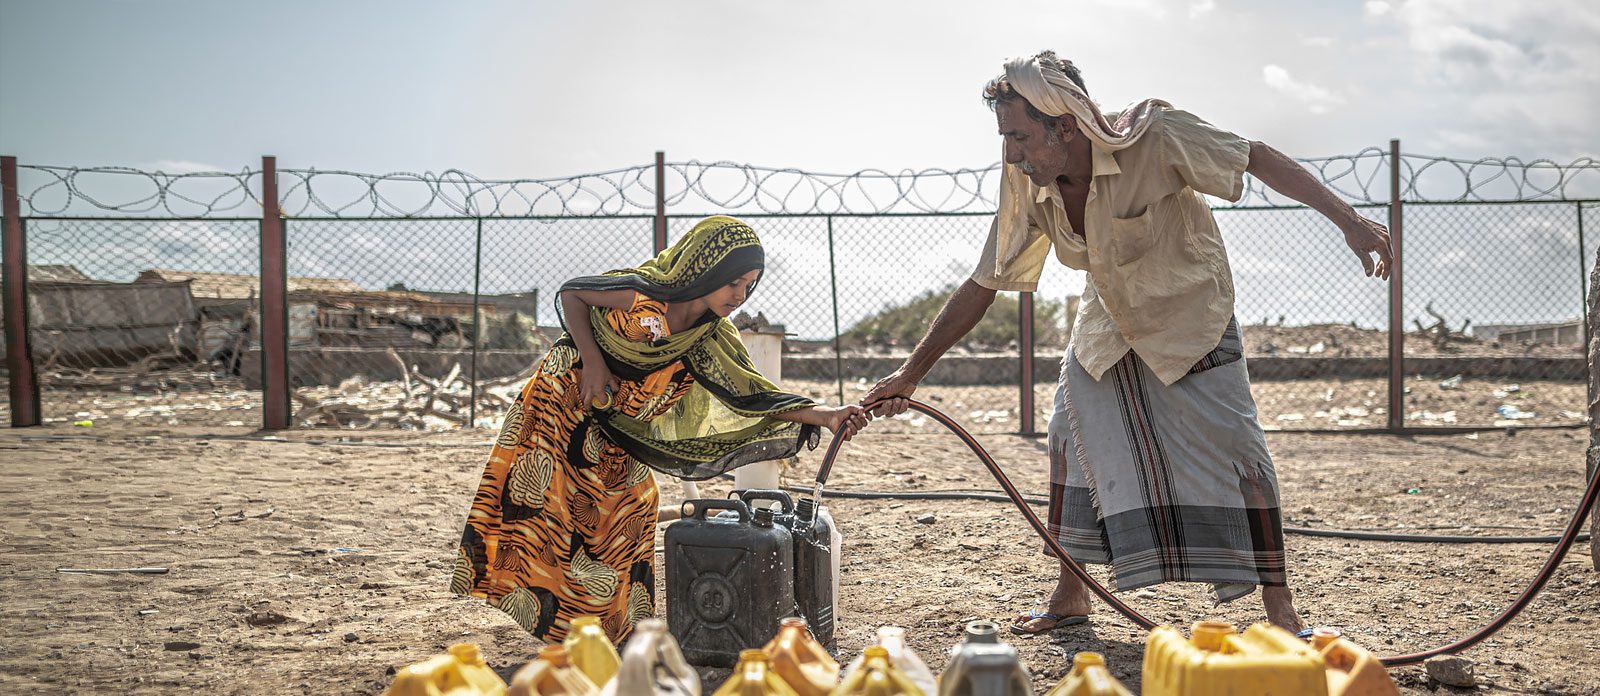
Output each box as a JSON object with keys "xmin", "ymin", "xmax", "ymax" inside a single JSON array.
[
  {"xmin": 245, "ymin": 611, "xmax": 289, "ymax": 627},
  {"xmin": 1495, "ymin": 405, "xmax": 1535, "ymax": 420},
  {"xmin": 177, "ymin": 507, "xmax": 276, "ymax": 533}
]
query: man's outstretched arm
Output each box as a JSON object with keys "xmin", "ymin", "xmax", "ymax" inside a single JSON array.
[
  {"xmin": 1245, "ymin": 140, "xmax": 1394, "ymax": 280},
  {"xmin": 861, "ymin": 278, "xmax": 998, "ymax": 417}
]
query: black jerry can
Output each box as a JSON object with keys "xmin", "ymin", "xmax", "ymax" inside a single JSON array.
[{"xmin": 664, "ymin": 498, "xmax": 795, "ymax": 667}]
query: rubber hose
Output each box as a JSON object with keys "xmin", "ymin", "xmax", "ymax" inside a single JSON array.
[
  {"xmin": 808, "ymin": 399, "xmax": 1600, "ymax": 667},
  {"xmin": 757, "ymin": 484, "xmax": 1591, "ymax": 545}
]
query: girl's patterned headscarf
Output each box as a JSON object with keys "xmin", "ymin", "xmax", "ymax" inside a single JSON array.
[
  {"xmin": 556, "ymin": 215, "xmax": 819, "ymax": 480},
  {"xmin": 560, "ymin": 214, "xmax": 765, "ymax": 307}
]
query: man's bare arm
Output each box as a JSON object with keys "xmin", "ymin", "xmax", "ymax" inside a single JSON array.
[
  {"xmin": 1246, "ymin": 141, "xmax": 1394, "ymax": 279},
  {"xmin": 861, "ymin": 279, "xmax": 998, "ymax": 415}
]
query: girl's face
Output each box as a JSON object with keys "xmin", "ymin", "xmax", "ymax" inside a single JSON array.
[{"xmin": 702, "ymin": 269, "xmax": 761, "ymax": 317}]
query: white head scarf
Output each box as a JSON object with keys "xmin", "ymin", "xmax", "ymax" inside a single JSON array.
[{"xmin": 991, "ymin": 52, "xmax": 1170, "ymax": 273}]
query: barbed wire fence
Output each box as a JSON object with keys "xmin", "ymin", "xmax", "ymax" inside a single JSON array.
[{"xmin": 3, "ymin": 150, "xmax": 1597, "ymax": 434}]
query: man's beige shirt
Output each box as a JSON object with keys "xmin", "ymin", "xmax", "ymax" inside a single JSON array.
[{"xmin": 971, "ymin": 107, "xmax": 1250, "ymax": 386}]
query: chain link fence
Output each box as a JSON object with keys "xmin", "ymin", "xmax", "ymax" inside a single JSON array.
[
  {"xmin": 3, "ymin": 217, "xmax": 262, "ymax": 427},
  {"xmin": 4, "ymin": 156, "xmax": 1597, "ymax": 435},
  {"xmin": 1398, "ymin": 201, "xmax": 1591, "ymax": 429},
  {"xmin": 280, "ymin": 216, "xmax": 654, "ymax": 430}
]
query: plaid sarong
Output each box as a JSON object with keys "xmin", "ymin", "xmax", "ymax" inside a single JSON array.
[{"xmin": 1046, "ymin": 319, "xmax": 1287, "ymax": 603}]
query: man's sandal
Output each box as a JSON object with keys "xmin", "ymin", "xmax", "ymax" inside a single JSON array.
[{"xmin": 1009, "ymin": 610, "xmax": 1089, "ymax": 635}]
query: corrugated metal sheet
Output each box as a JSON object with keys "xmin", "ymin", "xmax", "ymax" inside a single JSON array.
[{"xmin": 19, "ymin": 281, "xmax": 198, "ymax": 365}]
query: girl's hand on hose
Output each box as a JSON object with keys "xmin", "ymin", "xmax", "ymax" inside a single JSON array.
[
  {"xmin": 576, "ymin": 365, "xmax": 621, "ymax": 411},
  {"xmin": 819, "ymin": 405, "xmax": 869, "ymax": 441}
]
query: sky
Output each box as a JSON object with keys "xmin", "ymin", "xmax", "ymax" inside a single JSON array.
[
  {"xmin": 2, "ymin": 0, "xmax": 1596, "ymax": 340},
  {"xmin": 2, "ymin": 0, "xmax": 1596, "ymax": 179}
]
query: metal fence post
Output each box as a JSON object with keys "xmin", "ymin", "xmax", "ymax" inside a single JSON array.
[
  {"xmin": 1387, "ymin": 139, "xmax": 1405, "ymax": 432},
  {"xmin": 260, "ymin": 156, "xmax": 290, "ymax": 430},
  {"xmin": 827, "ymin": 216, "xmax": 844, "ymax": 405},
  {"xmin": 1019, "ymin": 291, "xmax": 1036, "ymax": 436},
  {"xmin": 469, "ymin": 217, "xmax": 483, "ymax": 427},
  {"xmin": 653, "ymin": 151, "xmax": 668, "ymax": 254},
  {"xmin": 1580, "ymin": 202, "xmax": 1589, "ymax": 344},
  {"xmin": 2, "ymin": 156, "xmax": 41, "ymax": 427}
]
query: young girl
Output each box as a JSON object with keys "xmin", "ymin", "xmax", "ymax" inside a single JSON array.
[{"xmin": 452, "ymin": 215, "xmax": 867, "ymax": 642}]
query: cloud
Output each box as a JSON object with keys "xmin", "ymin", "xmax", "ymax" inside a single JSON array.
[
  {"xmin": 1300, "ymin": 35, "xmax": 1335, "ymax": 47},
  {"xmin": 1261, "ymin": 65, "xmax": 1345, "ymax": 114},
  {"xmin": 1189, "ymin": 0, "xmax": 1216, "ymax": 19},
  {"xmin": 1389, "ymin": 0, "xmax": 1600, "ymax": 156},
  {"xmin": 1083, "ymin": 0, "xmax": 1167, "ymax": 19},
  {"xmin": 1364, "ymin": 1, "xmax": 1392, "ymax": 17},
  {"xmin": 1391, "ymin": 0, "xmax": 1600, "ymax": 86},
  {"xmin": 151, "ymin": 160, "xmax": 226, "ymax": 174}
]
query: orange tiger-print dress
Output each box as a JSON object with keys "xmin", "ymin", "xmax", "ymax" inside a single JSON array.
[{"xmin": 453, "ymin": 292, "xmax": 693, "ymax": 643}]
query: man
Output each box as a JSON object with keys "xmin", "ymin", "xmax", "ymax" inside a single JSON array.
[{"xmin": 862, "ymin": 52, "xmax": 1392, "ymax": 635}]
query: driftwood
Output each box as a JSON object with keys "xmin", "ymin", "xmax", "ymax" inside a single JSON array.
[
  {"xmin": 293, "ymin": 360, "xmax": 534, "ymax": 429},
  {"xmin": 385, "ymin": 347, "xmax": 414, "ymax": 400},
  {"xmin": 1412, "ymin": 302, "xmax": 1474, "ymax": 351}
]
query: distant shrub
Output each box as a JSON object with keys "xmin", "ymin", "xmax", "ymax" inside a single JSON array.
[{"xmin": 841, "ymin": 285, "xmax": 1075, "ymax": 352}]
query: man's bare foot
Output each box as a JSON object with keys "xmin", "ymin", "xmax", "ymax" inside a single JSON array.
[
  {"xmin": 1012, "ymin": 563, "xmax": 1093, "ymax": 634},
  {"xmin": 1262, "ymin": 585, "xmax": 1304, "ymax": 633}
]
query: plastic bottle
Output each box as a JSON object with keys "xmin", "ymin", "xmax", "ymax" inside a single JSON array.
[
  {"xmin": 599, "ymin": 618, "xmax": 701, "ymax": 696},
  {"xmin": 1043, "ymin": 652, "xmax": 1132, "ymax": 696},
  {"xmin": 762, "ymin": 617, "xmax": 840, "ymax": 696},
  {"xmin": 936, "ymin": 620, "xmax": 1030, "ymax": 696},
  {"xmin": 565, "ymin": 616, "xmax": 622, "ymax": 687},
  {"xmin": 509, "ymin": 644, "xmax": 601, "ymax": 696},
  {"xmin": 841, "ymin": 627, "xmax": 936, "ymax": 696},
  {"xmin": 712, "ymin": 649, "xmax": 801, "ymax": 696},
  {"xmin": 383, "ymin": 643, "xmax": 508, "ymax": 696},
  {"xmin": 832, "ymin": 646, "xmax": 926, "ymax": 696}
]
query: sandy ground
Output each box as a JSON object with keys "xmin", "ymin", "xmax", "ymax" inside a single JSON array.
[{"xmin": 1, "ymin": 403, "xmax": 1597, "ymax": 695}]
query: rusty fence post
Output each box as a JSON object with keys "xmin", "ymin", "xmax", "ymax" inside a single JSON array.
[
  {"xmin": 2, "ymin": 156, "xmax": 41, "ymax": 427},
  {"xmin": 1387, "ymin": 139, "xmax": 1404, "ymax": 432},
  {"xmin": 260, "ymin": 156, "xmax": 290, "ymax": 430}
]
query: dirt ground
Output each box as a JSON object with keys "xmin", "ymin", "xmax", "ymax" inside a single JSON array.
[{"xmin": 2, "ymin": 388, "xmax": 1597, "ymax": 695}]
